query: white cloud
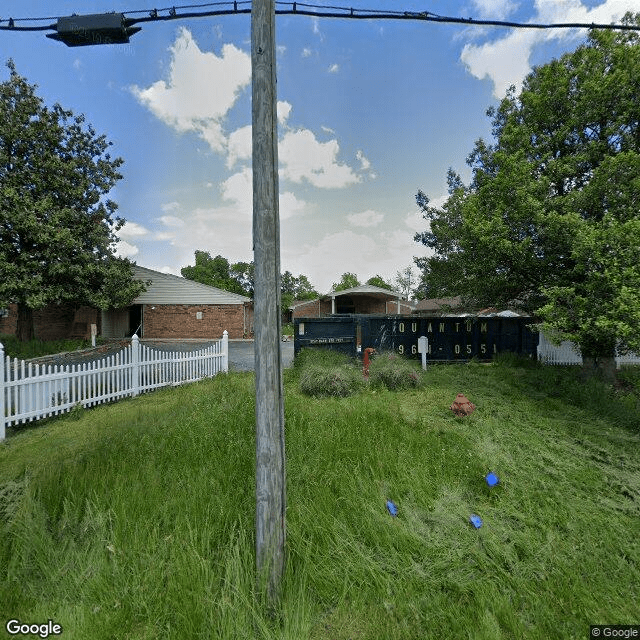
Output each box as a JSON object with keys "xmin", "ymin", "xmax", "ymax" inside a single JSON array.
[
  {"xmin": 328, "ymin": 63, "xmax": 339, "ymax": 74},
  {"xmin": 279, "ymin": 129, "xmax": 361, "ymax": 188},
  {"xmin": 347, "ymin": 210, "xmax": 384, "ymax": 228},
  {"xmin": 471, "ymin": 0, "xmax": 519, "ymax": 20},
  {"xmin": 460, "ymin": 0, "xmax": 627, "ymax": 98},
  {"xmin": 277, "ymin": 100, "xmax": 292, "ymax": 125},
  {"xmin": 279, "ymin": 191, "xmax": 307, "ymax": 220},
  {"xmin": 130, "ymin": 28, "xmax": 251, "ymax": 152},
  {"xmin": 284, "ymin": 225, "xmax": 430, "ymax": 294},
  {"xmin": 157, "ymin": 215, "xmax": 184, "ymax": 228},
  {"xmin": 114, "ymin": 240, "xmax": 139, "ymax": 258},
  {"xmin": 161, "ymin": 201, "xmax": 181, "ymax": 212},
  {"xmin": 302, "ymin": 47, "xmax": 312, "ymax": 57},
  {"xmin": 157, "ymin": 266, "xmax": 180, "ymax": 274},
  {"xmin": 356, "ymin": 150, "xmax": 371, "ymax": 171},
  {"xmin": 226, "ymin": 125, "xmax": 252, "ymax": 168},
  {"xmin": 118, "ymin": 221, "xmax": 150, "ymax": 238},
  {"xmin": 221, "ymin": 166, "xmax": 307, "ymax": 220}
]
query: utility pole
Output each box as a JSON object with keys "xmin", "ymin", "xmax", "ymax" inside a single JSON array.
[{"xmin": 251, "ymin": 0, "xmax": 286, "ymax": 607}]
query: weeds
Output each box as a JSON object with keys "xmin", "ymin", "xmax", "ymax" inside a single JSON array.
[{"xmin": 367, "ymin": 351, "xmax": 422, "ymax": 391}]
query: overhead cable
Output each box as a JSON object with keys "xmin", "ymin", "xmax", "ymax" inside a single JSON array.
[{"xmin": 1, "ymin": 2, "xmax": 639, "ymax": 32}]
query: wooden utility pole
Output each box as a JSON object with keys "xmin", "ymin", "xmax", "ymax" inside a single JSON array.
[{"xmin": 251, "ymin": 0, "xmax": 286, "ymax": 606}]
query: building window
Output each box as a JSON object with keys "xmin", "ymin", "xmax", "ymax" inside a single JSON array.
[{"xmin": 196, "ymin": 311, "xmax": 203, "ymax": 320}]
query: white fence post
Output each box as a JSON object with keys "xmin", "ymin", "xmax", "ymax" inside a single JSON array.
[
  {"xmin": 222, "ymin": 330, "xmax": 229, "ymax": 373},
  {"xmin": 131, "ymin": 334, "xmax": 140, "ymax": 397},
  {"xmin": 0, "ymin": 342, "xmax": 5, "ymax": 441}
]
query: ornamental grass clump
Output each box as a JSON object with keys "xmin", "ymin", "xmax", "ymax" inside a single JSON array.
[
  {"xmin": 299, "ymin": 364, "xmax": 364, "ymax": 398},
  {"xmin": 368, "ymin": 351, "xmax": 422, "ymax": 391}
]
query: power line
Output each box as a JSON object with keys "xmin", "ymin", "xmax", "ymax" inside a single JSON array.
[{"xmin": 1, "ymin": 2, "xmax": 639, "ymax": 32}]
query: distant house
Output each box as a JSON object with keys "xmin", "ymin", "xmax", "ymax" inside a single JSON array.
[
  {"xmin": 101, "ymin": 265, "xmax": 253, "ymax": 340},
  {"xmin": 0, "ymin": 265, "xmax": 253, "ymax": 342},
  {"xmin": 412, "ymin": 296, "xmax": 464, "ymax": 315},
  {"xmin": 290, "ymin": 284, "xmax": 413, "ymax": 320}
]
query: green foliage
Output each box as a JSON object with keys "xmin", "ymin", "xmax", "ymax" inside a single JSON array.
[
  {"xmin": 367, "ymin": 351, "xmax": 422, "ymax": 390},
  {"xmin": 1, "ymin": 364, "xmax": 639, "ymax": 638},
  {"xmin": 281, "ymin": 271, "xmax": 318, "ymax": 310},
  {"xmin": 0, "ymin": 61, "xmax": 146, "ymax": 341},
  {"xmin": 365, "ymin": 275, "xmax": 393, "ymax": 290},
  {"xmin": 393, "ymin": 266, "xmax": 418, "ymax": 300},
  {"xmin": 181, "ymin": 253, "xmax": 319, "ymax": 306},
  {"xmin": 331, "ymin": 272, "xmax": 360, "ymax": 291},
  {"xmin": 299, "ymin": 364, "xmax": 364, "ymax": 398},
  {"xmin": 414, "ymin": 16, "xmax": 640, "ymax": 359},
  {"xmin": 0, "ymin": 334, "xmax": 104, "ymax": 360},
  {"xmin": 181, "ymin": 251, "xmax": 250, "ymax": 296},
  {"xmin": 296, "ymin": 347, "xmax": 363, "ymax": 397}
]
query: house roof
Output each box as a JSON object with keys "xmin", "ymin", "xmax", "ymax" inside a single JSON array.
[
  {"xmin": 323, "ymin": 284, "xmax": 406, "ymax": 300},
  {"xmin": 413, "ymin": 296, "xmax": 463, "ymax": 312},
  {"xmin": 131, "ymin": 265, "xmax": 250, "ymax": 305}
]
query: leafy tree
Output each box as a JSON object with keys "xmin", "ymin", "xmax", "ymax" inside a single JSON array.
[
  {"xmin": 414, "ymin": 16, "xmax": 640, "ymax": 378},
  {"xmin": 365, "ymin": 275, "xmax": 393, "ymax": 290},
  {"xmin": 181, "ymin": 251, "xmax": 248, "ymax": 296},
  {"xmin": 0, "ymin": 61, "xmax": 146, "ymax": 341},
  {"xmin": 331, "ymin": 272, "xmax": 360, "ymax": 292},
  {"xmin": 393, "ymin": 266, "xmax": 417, "ymax": 300},
  {"xmin": 281, "ymin": 271, "xmax": 318, "ymax": 309},
  {"xmin": 230, "ymin": 261, "xmax": 254, "ymax": 297}
]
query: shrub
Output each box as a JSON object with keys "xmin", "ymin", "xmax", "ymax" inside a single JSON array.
[
  {"xmin": 299, "ymin": 364, "xmax": 364, "ymax": 398},
  {"xmin": 367, "ymin": 351, "xmax": 422, "ymax": 391}
]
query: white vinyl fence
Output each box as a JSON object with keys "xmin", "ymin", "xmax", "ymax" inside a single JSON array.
[
  {"xmin": 0, "ymin": 332, "xmax": 228, "ymax": 440},
  {"xmin": 537, "ymin": 332, "xmax": 640, "ymax": 367}
]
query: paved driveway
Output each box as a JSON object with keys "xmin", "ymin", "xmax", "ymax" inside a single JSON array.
[{"xmin": 229, "ymin": 340, "xmax": 295, "ymax": 372}]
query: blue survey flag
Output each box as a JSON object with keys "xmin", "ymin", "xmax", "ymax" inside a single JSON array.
[
  {"xmin": 386, "ymin": 500, "xmax": 398, "ymax": 516},
  {"xmin": 469, "ymin": 514, "xmax": 483, "ymax": 528},
  {"xmin": 485, "ymin": 472, "xmax": 499, "ymax": 487}
]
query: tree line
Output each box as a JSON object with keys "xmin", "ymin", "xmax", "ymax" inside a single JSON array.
[
  {"xmin": 180, "ymin": 252, "xmax": 418, "ymax": 309},
  {"xmin": 413, "ymin": 13, "xmax": 640, "ymax": 378}
]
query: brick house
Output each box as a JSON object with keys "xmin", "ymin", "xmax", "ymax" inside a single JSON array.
[
  {"xmin": 0, "ymin": 304, "xmax": 99, "ymax": 341},
  {"xmin": 290, "ymin": 284, "xmax": 413, "ymax": 320},
  {"xmin": 0, "ymin": 265, "xmax": 252, "ymax": 341},
  {"xmin": 101, "ymin": 265, "xmax": 253, "ymax": 340}
]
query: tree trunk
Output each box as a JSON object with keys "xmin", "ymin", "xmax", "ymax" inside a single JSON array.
[
  {"xmin": 581, "ymin": 354, "xmax": 617, "ymax": 384},
  {"xmin": 16, "ymin": 303, "xmax": 35, "ymax": 342}
]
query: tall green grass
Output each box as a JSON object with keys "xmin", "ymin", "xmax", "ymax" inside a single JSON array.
[
  {"xmin": 0, "ymin": 334, "xmax": 104, "ymax": 360},
  {"xmin": 1, "ymin": 358, "xmax": 639, "ymax": 639}
]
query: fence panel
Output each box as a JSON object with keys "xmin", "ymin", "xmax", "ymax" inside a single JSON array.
[{"xmin": 1, "ymin": 331, "xmax": 228, "ymax": 439}]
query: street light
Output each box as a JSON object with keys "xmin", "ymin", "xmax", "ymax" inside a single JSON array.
[{"xmin": 46, "ymin": 13, "xmax": 141, "ymax": 47}]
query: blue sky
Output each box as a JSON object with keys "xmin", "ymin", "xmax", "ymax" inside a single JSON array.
[{"xmin": 1, "ymin": 0, "xmax": 633, "ymax": 294}]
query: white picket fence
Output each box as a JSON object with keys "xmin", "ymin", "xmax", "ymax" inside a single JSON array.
[
  {"xmin": 0, "ymin": 332, "xmax": 228, "ymax": 440},
  {"xmin": 537, "ymin": 332, "xmax": 640, "ymax": 367}
]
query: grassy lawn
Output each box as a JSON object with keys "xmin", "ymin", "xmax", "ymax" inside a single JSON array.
[
  {"xmin": 0, "ymin": 334, "xmax": 107, "ymax": 360},
  {"xmin": 1, "ymin": 353, "xmax": 639, "ymax": 639}
]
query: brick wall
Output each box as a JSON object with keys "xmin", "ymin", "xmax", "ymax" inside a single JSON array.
[
  {"xmin": 142, "ymin": 304, "xmax": 247, "ymax": 339},
  {"xmin": 292, "ymin": 297, "xmax": 412, "ymax": 318},
  {"xmin": 292, "ymin": 299, "xmax": 331, "ymax": 319},
  {"xmin": 0, "ymin": 304, "xmax": 18, "ymax": 337},
  {"xmin": 385, "ymin": 301, "xmax": 413, "ymax": 314},
  {"xmin": 0, "ymin": 304, "xmax": 98, "ymax": 340}
]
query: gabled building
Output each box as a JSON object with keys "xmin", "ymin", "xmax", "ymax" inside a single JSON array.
[
  {"xmin": 101, "ymin": 265, "xmax": 252, "ymax": 339},
  {"xmin": 290, "ymin": 284, "xmax": 413, "ymax": 320}
]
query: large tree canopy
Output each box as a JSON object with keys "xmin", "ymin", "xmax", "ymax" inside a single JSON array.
[
  {"xmin": 414, "ymin": 16, "xmax": 640, "ymax": 371},
  {"xmin": 181, "ymin": 251, "xmax": 250, "ymax": 297},
  {"xmin": 0, "ymin": 61, "xmax": 145, "ymax": 341}
]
